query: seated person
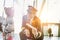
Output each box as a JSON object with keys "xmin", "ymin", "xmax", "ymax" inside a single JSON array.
[
  {"xmin": 19, "ymin": 6, "xmax": 44, "ymax": 40},
  {"xmin": 48, "ymin": 28, "xmax": 53, "ymax": 37}
]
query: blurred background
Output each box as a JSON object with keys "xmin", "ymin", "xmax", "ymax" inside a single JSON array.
[{"xmin": 0, "ymin": 0, "xmax": 60, "ymax": 40}]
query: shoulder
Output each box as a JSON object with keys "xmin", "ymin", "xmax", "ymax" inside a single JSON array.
[
  {"xmin": 23, "ymin": 15, "xmax": 27, "ymax": 19},
  {"xmin": 23, "ymin": 15, "xmax": 27, "ymax": 18}
]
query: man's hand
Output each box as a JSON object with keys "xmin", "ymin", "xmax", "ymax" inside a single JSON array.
[
  {"xmin": 26, "ymin": 23, "xmax": 38, "ymax": 37},
  {"xmin": 32, "ymin": 29, "xmax": 38, "ymax": 38},
  {"xmin": 24, "ymin": 29, "xmax": 30, "ymax": 37},
  {"xmin": 26, "ymin": 23, "xmax": 42, "ymax": 38},
  {"xmin": 26, "ymin": 23, "xmax": 37, "ymax": 31}
]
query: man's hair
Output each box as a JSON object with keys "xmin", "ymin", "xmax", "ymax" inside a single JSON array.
[{"xmin": 28, "ymin": 6, "xmax": 37, "ymax": 12}]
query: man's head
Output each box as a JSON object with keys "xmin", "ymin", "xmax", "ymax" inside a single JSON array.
[{"xmin": 27, "ymin": 6, "xmax": 37, "ymax": 19}]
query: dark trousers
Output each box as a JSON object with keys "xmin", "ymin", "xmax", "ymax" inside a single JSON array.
[
  {"xmin": 19, "ymin": 31, "xmax": 27, "ymax": 40},
  {"xmin": 19, "ymin": 30, "xmax": 44, "ymax": 40}
]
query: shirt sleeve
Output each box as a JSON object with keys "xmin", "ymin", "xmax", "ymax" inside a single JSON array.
[{"xmin": 22, "ymin": 15, "xmax": 27, "ymax": 27}]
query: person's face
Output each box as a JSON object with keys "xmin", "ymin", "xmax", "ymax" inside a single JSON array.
[
  {"xmin": 27, "ymin": 7, "xmax": 36, "ymax": 19},
  {"xmin": 30, "ymin": 13, "xmax": 35, "ymax": 18},
  {"xmin": 27, "ymin": 13, "xmax": 35, "ymax": 19},
  {"xmin": 27, "ymin": 7, "xmax": 32, "ymax": 13}
]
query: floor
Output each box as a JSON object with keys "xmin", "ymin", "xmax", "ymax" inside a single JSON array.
[
  {"xmin": 43, "ymin": 36, "xmax": 60, "ymax": 40},
  {"xmin": 0, "ymin": 33, "xmax": 60, "ymax": 40}
]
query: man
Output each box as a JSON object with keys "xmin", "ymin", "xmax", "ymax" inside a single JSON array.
[{"xmin": 20, "ymin": 6, "xmax": 43, "ymax": 40}]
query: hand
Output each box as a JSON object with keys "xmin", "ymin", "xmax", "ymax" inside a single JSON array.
[
  {"xmin": 32, "ymin": 29, "xmax": 42, "ymax": 38},
  {"xmin": 24, "ymin": 29, "xmax": 30, "ymax": 37},
  {"xmin": 32, "ymin": 29, "xmax": 38, "ymax": 38}
]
